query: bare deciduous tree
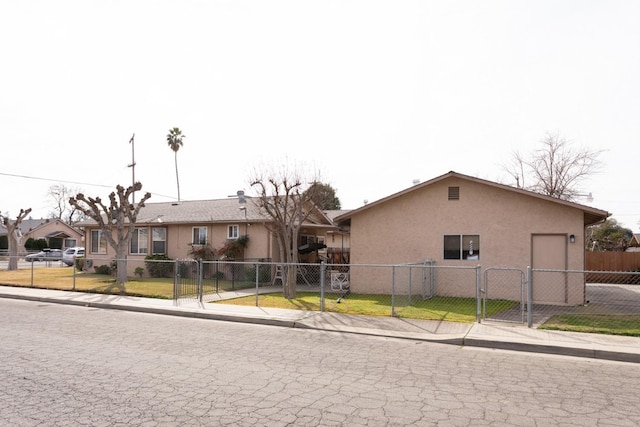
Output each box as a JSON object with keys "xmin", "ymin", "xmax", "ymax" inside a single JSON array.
[
  {"xmin": 47, "ymin": 184, "xmax": 86, "ymax": 225},
  {"xmin": 506, "ymin": 132, "xmax": 604, "ymax": 201},
  {"xmin": 1, "ymin": 208, "xmax": 32, "ymax": 270},
  {"xmin": 69, "ymin": 183, "xmax": 151, "ymax": 290},
  {"xmin": 250, "ymin": 166, "xmax": 320, "ymax": 299}
]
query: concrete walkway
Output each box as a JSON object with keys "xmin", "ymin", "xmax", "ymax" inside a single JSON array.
[{"xmin": 1, "ymin": 285, "xmax": 639, "ymax": 364}]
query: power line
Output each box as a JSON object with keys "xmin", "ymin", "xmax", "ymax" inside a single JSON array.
[
  {"xmin": 0, "ymin": 171, "xmax": 113, "ymax": 188},
  {"xmin": 0, "ymin": 171, "xmax": 177, "ymax": 201}
]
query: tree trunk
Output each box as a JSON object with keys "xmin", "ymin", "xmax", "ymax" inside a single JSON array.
[
  {"xmin": 7, "ymin": 236, "xmax": 19, "ymax": 271},
  {"xmin": 116, "ymin": 259, "xmax": 128, "ymax": 290},
  {"xmin": 284, "ymin": 266, "xmax": 297, "ymax": 299},
  {"xmin": 114, "ymin": 243, "xmax": 129, "ymax": 292},
  {"xmin": 174, "ymin": 153, "xmax": 181, "ymax": 202}
]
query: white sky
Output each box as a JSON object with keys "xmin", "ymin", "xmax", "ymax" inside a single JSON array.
[{"xmin": 2, "ymin": 1, "xmax": 639, "ymax": 232}]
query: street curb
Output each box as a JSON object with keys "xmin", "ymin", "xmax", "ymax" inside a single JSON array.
[
  {"xmin": 0, "ymin": 293, "xmax": 298, "ymax": 328},
  {"xmin": 462, "ymin": 338, "xmax": 640, "ymax": 364},
  {"xmin": 292, "ymin": 321, "xmax": 467, "ymax": 346},
  {"xmin": 3, "ymin": 292, "xmax": 639, "ymax": 364}
]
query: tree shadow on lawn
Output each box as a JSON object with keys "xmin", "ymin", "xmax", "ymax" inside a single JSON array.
[{"xmin": 219, "ymin": 292, "xmax": 519, "ymax": 323}]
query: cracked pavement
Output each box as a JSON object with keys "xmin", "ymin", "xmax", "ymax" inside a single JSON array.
[{"xmin": 2, "ymin": 299, "xmax": 639, "ymax": 426}]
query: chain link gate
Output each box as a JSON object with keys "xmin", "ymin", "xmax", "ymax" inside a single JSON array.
[
  {"xmin": 482, "ymin": 267, "xmax": 527, "ymax": 323},
  {"xmin": 173, "ymin": 259, "xmax": 200, "ymax": 300}
]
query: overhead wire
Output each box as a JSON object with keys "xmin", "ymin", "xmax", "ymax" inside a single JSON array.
[{"xmin": 0, "ymin": 171, "xmax": 177, "ymax": 201}]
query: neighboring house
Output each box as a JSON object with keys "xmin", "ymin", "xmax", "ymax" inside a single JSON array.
[
  {"xmin": 627, "ymin": 234, "xmax": 640, "ymax": 252},
  {"xmin": 334, "ymin": 171, "xmax": 610, "ymax": 305},
  {"xmin": 78, "ymin": 197, "xmax": 339, "ymax": 275},
  {"xmin": 323, "ymin": 210, "xmax": 351, "ymax": 264},
  {"xmin": 0, "ymin": 218, "xmax": 83, "ymax": 253}
]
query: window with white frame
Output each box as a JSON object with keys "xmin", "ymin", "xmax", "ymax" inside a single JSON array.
[
  {"xmin": 227, "ymin": 224, "xmax": 239, "ymax": 240},
  {"xmin": 64, "ymin": 238, "xmax": 77, "ymax": 248},
  {"xmin": 91, "ymin": 229, "xmax": 107, "ymax": 254},
  {"xmin": 130, "ymin": 227, "xmax": 149, "ymax": 255},
  {"xmin": 444, "ymin": 234, "xmax": 480, "ymax": 260},
  {"xmin": 152, "ymin": 227, "xmax": 166, "ymax": 254},
  {"xmin": 300, "ymin": 235, "xmax": 316, "ymax": 245},
  {"xmin": 192, "ymin": 227, "xmax": 207, "ymax": 245}
]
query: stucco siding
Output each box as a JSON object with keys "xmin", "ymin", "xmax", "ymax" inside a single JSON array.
[
  {"xmin": 85, "ymin": 222, "xmax": 276, "ymax": 277},
  {"xmin": 348, "ymin": 177, "xmax": 589, "ymax": 304}
]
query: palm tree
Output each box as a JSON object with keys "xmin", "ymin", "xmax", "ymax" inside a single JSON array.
[{"xmin": 166, "ymin": 127, "xmax": 185, "ymax": 202}]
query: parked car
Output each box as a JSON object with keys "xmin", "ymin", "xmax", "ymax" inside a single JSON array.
[
  {"xmin": 25, "ymin": 249, "xmax": 63, "ymax": 262},
  {"xmin": 62, "ymin": 247, "xmax": 85, "ymax": 266}
]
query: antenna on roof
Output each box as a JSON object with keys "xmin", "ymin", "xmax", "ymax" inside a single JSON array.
[{"xmin": 228, "ymin": 190, "xmax": 246, "ymax": 203}]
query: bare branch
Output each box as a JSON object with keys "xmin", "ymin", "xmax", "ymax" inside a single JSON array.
[
  {"xmin": 249, "ymin": 164, "xmax": 320, "ymax": 299},
  {"xmin": 69, "ymin": 182, "xmax": 151, "ymax": 288},
  {"xmin": 504, "ymin": 131, "xmax": 604, "ymax": 200}
]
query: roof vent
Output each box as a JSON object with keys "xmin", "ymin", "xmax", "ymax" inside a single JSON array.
[{"xmin": 448, "ymin": 186, "xmax": 460, "ymax": 200}]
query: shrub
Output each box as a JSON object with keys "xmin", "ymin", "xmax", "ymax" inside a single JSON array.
[
  {"xmin": 134, "ymin": 267, "xmax": 144, "ymax": 278},
  {"xmin": 24, "ymin": 238, "xmax": 47, "ymax": 251},
  {"xmin": 188, "ymin": 244, "xmax": 217, "ymax": 261},
  {"xmin": 94, "ymin": 264, "xmax": 112, "ymax": 275},
  {"xmin": 246, "ymin": 263, "xmax": 271, "ymax": 283},
  {"xmin": 218, "ymin": 235, "xmax": 249, "ymax": 259},
  {"xmin": 145, "ymin": 254, "xmax": 174, "ymax": 278}
]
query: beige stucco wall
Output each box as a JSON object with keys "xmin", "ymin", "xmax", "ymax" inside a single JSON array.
[
  {"xmin": 348, "ymin": 177, "xmax": 588, "ymax": 304},
  {"xmin": 84, "ymin": 222, "xmax": 277, "ymax": 277}
]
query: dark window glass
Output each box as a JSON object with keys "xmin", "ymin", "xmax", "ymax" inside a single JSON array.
[{"xmin": 444, "ymin": 235, "xmax": 461, "ymax": 259}]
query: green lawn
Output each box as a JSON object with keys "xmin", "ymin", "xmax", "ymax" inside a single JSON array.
[
  {"xmin": 0, "ymin": 266, "xmax": 250, "ymax": 298},
  {"xmin": 2, "ymin": 267, "xmax": 638, "ymax": 335},
  {"xmin": 539, "ymin": 314, "xmax": 640, "ymax": 337},
  {"xmin": 214, "ymin": 292, "xmax": 519, "ymax": 323},
  {"xmin": 0, "ymin": 267, "xmax": 175, "ymax": 298}
]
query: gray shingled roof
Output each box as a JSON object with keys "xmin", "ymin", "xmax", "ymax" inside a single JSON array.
[
  {"xmin": 77, "ymin": 197, "xmax": 340, "ymax": 226},
  {"xmin": 76, "ymin": 198, "xmax": 265, "ymax": 226},
  {"xmin": 1, "ymin": 218, "xmax": 56, "ymax": 234}
]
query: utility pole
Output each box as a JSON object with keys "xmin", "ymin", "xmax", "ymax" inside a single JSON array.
[{"xmin": 128, "ymin": 133, "xmax": 136, "ymax": 204}]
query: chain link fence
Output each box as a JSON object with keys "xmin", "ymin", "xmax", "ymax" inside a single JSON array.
[
  {"xmin": 528, "ymin": 269, "xmax": 640, "ymax": 329},
  {"xmin": 2, "ymin": 256, "xmax": 639, "ymax": 333}
]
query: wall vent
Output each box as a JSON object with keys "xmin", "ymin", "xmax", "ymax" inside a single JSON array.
[{"xmin": 448, "ymin": 186, "xmax": 460, "ymax": 200}]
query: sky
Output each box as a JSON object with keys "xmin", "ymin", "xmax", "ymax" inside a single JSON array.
[{"xmin": 2, "ymin": 1, "xmax": 639, "ymax": 232}]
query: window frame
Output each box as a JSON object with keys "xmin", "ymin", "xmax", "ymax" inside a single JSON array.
[
  {"xmin": 444, "ymin": 234, "xmax": 480, "ymax": 260},
  {"xmin": 151, "ymin": 227, "xmax": 167, "ymax": 255},
  {"xmin": 227, "ymin": 224, "xmax": 239, "ymax": 240},
  {"xmin": 90, "ymin": 229, "xmax": 107, "ymax": 254},
  {"xmin": 130, "ymin": 227, "xmax": 149, "ymax": 255},
  {"xmin": 192, "ymin": 226, "xmax": 208, "ymax": 245}
]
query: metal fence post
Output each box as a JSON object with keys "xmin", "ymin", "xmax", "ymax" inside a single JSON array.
[
  {"xmin": 476, "ymin": 265, "xmax": 482, "ymax": 323},
  {"xmin": 198, "ymin": 260, "xmax": 203, "ymax": 302},
  {"xmin": 320, "ymin": 261, "xmax": 325, "ymax": 312},
  {"xmin": 408, "ymin": 264, "xmax": 413, "ymax": 306},
  {"xmin": 255, "ymin": 262, "xmax": 260, "ymax": 307},
  {"xmin": 173, "ymin": 259, "xmax": 179, "ymax": 302},
  {"xmin": 391, "ymin": 265, "xmax": 396, "ymax": 317},
  {"xmin": 527, "ymin": 266, "xmax": 533, "ymax": 327}
]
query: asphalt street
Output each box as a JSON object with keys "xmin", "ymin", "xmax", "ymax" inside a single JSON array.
[{"xmin": 1, "ymin": 298, "xmax": 639, "ymax": 426}]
